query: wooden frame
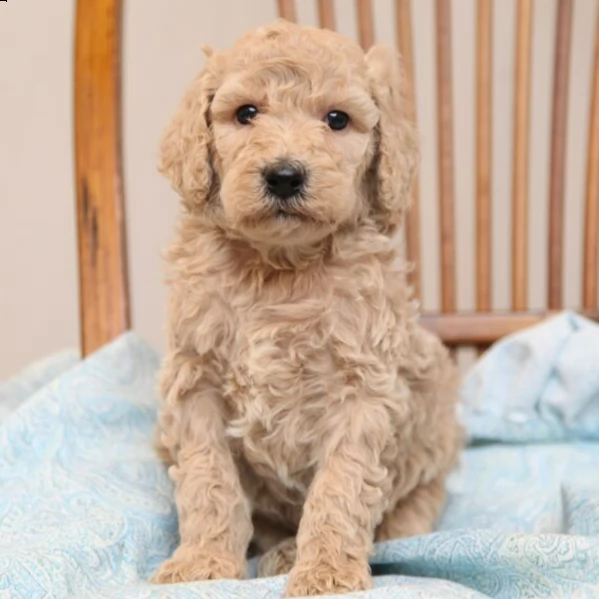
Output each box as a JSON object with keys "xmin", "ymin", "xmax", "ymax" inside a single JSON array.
[
  {"xmin": 73, "ymin": 0, "xmax": 599, "ymax": 356},
  {"xmin": 74, "ymin": 0, "xmax": 130, "ymax": 356},
  {"xmin": 584, "ymin": 4, "xmax": 599, "ymax": 310},
  {"xmin": 511, "ymin": 0, "xmax": 533, "ymax": 311}
]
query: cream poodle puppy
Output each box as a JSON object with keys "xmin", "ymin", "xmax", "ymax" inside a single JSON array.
[{"xmin": 151, "ymin": 19, "xmax": 462, "ymax": 597}]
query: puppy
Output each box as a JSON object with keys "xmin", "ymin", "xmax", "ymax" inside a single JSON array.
[{"xmin": 152, "ymin": 19, "xmax": 462, "ymax": 598}]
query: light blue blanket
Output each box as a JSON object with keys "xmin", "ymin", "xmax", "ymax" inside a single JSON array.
[{"xmin": 1, "ymin": 312, "xmax": 598, "ymax": 598}]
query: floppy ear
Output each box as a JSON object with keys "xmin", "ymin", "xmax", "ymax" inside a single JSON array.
[
  {"xmin": 365, "ymin": 45, "xmax": 419, "ymax": 234},
  {"xmin": 158, "ymin": 48, "xmax": 222, "ymax": 211}
]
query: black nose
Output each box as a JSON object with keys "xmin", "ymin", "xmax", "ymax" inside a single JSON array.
[{"xmin": 264, "ymin": 162, "xmax": 306, "ymax": 200}]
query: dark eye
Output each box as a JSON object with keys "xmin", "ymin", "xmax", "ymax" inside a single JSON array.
[
  {"xmin": 325, "ymin": 110, "xmax": 350, "ymax": 131},
  {"xmin": 236, "ymin": 104, "xmax": 259, "ymax": 125}
]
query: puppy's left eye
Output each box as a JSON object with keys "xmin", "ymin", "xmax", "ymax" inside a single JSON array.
[
  {"xmin": 236, "ymin": 105, "xmax": 259, "ymax": 125},
  {"xmin": 324, "ymin": 110, "xmax": 350, "ymax": 131}
]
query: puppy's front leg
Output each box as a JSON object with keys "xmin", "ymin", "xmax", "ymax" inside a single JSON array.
[
  {"xmin": 286, "ymin": 409, "xmax": 389, "ymax": 597},
  {"xmin": 152, "ymin": 352, "xmax": 252, "ymax": 584}
]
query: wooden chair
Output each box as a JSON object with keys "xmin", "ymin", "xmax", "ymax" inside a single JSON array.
[{"xmin": 74, "ymin": 0, "xmax": 599, "ymax": 358}]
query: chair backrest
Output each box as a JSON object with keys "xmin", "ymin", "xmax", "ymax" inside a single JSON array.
[
  {"xmin": 276, "ymin": 0, "xmax": 599, "ymax": 347},
  {"xmin": 74, "ymin": 0, "xmax": 129, "ymax": 356},
  {"xmin": 74, "ymin": 0, "xmax": 599, "ymax": 356}
]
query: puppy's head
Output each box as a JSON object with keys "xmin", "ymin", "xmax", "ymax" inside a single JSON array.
[{"xmin": 160, "ymin": 20, "xmax": 418, "ymax": 246}]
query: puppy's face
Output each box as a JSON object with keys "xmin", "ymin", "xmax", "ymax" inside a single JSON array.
[
  {"xmin": 210, "ymin": 29, "xmax": 377, "ymax": 246},
  {"xmin": 160, "ymin": 21, "xmax": 417, "ymax": 246}
]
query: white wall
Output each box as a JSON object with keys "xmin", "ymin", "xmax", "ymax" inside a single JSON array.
[
  {"xmin": 1, "ymin": 0, "xmax": 598, "ymax": 378},
  {"xmin": 0, "ymin": 0, "xmax": 78, "ymax": 377}
]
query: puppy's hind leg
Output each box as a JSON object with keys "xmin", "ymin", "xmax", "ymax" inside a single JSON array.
[
  {"xmin": 375, "ymin": 477, "xmax": 445, "ymax": 542},
  {"xmin": 258, "ymin": 537, "xmax": 297, "ymax": 578}
]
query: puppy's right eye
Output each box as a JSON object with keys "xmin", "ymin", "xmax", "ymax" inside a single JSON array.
[
  {"xmin": 325, "ymin": 110, "xmax": 350, "ymax": 131},
  {"xmin": 236, "ymin": 105, "xmax": 259, "ymax": 125}
]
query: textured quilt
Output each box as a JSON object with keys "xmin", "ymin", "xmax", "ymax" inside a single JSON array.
[{"xmin": 0, "ymin": 312, "xmax": 598, "ymax": 598}]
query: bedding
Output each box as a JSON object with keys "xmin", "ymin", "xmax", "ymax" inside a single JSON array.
[{"xmin": 0, "ymin": 312, "xmax": 598, "ymax": 598}]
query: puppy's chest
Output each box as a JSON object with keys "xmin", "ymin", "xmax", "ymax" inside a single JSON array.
[
  {"xmin": 223, "ymin": 302, "xmax": 334, "ymax": 460},
  {"xmin": 212, "ymin": 287, "xmax": 355, "ymax": 487},
  {"xmin": 194, "ymin": 267, "xmax": 394, "ymax": 488}
]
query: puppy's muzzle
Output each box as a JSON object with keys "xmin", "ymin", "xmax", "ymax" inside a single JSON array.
[{"xmin": 263, "ymin": 161, "xmax": 306, "ymax": 201}]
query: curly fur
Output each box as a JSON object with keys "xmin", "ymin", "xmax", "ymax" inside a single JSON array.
[{"xmin": 151, "ymin": 20, "xmax": 463, "ymax": 597}]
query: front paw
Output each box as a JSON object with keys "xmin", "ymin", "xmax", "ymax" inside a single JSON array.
[
  {"xmin": 285, "ymin": 558, "xmax": 372, "ymax": 597},
  {"xmin": 151, "ymin": 544, "xmax": 245, "ymax": 584}
]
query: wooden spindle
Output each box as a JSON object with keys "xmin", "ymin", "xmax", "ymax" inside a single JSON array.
[
  {"xmin": 74, "ymin": 0, "xmax": 130, "ymax": 356},
  {"xmin": 356, "ymin": 0, "xmax": 375, "ymax": 50},
  {"xmin": 583, "ymin": 6, "xmax": 599, "ymax": 310},
  {"xmin": 511, "ymin": 0, "xmax": 533, "ymax": 311},
  {"xmin": 435, "ymin": 0, "xmax": 456, "ymax": 313},
  {"xmin": 277, "ymin": 0, "xmax": 297, "ymax": 22},
  {"xmin": 547, "ymin": 0, "xmax": 573, "ymax": 310},
  {"xmin": 395, "ymin": 0, "xmax": 421, "ymax": 299},
  {"xmin": 476, "ymin": 0, "xmax": 493, "ymax": 312},
  {"xmin": 317, "ymin": 0, "xmax": 336, "ymax": 30}
]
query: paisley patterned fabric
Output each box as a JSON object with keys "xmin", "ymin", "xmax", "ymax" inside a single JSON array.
[
  {"xmin": 0, "ymin": 312, "xmax": 598, "ymax": 598},
  {"xmin": 0, "ymin": 348, "xmax": 78, "ymax": 421}
]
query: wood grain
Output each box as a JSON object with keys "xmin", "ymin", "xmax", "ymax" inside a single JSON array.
[
  {"xmin": 512, "ymin": 0, "xmax": 533, "ymax": 311},
  {"xmin": 317, "ymin": 0, "xmax": 336, "ymax": 30},
  {"xmin": 74, "ymin": 0, "xmax": 130, "ymax": 357},
  {"xmin": 395, "ymin": 0, "xmax": 421, "ymax": 300},
  {"xmin": 421, "ymin": 310, "xmax": 599, "ymax": 346},
  {"xmin": 547, "ymin": 0, "xmax": 573, "ymax": 310},
  {"xmin": 435, "ymin": 0, "xmax": 457, "ymax": 313},
  {"xmin": 277, "ymin": 0, "xmax": 297, "ymax": 22},
  {"xmin": 583, "ymin": 6, "xmax": 599, "ymax": 310},
  {"xmin": 356, "ymin": 0, "xmax": 375, "ymax": 50},
  {"xmin": 476, "ymin": 0, "xmax": 493, "ymax": 312}
]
